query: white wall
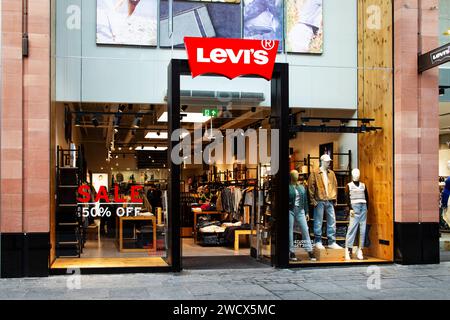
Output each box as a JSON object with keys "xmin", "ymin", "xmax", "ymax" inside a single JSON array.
[{"xmin": 55, "ymin": 0, "xmax": 357, "ymax": 109}]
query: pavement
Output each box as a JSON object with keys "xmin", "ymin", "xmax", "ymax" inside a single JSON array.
[{"xmin": 1, "ymin": 262, "xmax": 450, "ymax": 300}]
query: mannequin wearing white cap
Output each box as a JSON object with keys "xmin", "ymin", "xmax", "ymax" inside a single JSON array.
[
  {"xmin": 307, "ymin": 154, "xmax": 341, "ymax": 250},
  {"xmin": 344, "ymin": 168, "xmax": 369, "ymax": 260}
]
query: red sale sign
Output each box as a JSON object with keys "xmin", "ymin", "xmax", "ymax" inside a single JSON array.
[{"xmin": 184, "ymin": 37, "xmax": 279, "ymax": 81}]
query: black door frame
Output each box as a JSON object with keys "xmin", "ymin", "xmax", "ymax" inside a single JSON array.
[{"xmin": 167, "ymin": 59, "xmax": 290, "ymax": 271}]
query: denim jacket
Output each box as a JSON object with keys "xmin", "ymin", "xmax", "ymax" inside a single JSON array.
[{"xmin": 289, "ymin": 184, "xmax": 309, "ymax": 215}]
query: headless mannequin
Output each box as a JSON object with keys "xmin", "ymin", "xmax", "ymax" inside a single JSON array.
[
  {"xmin": 308, "ymin": 154, "xmax": 341, "ymax": 250},
  {"xmin": 289, "ymin": 170, "xmax": 315, "ymax": 261},
  {"xmin": 344, "ymin": 169, "xmax": 369, "ymax": 260}
]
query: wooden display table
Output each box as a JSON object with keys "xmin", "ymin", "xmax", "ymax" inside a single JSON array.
[
  {"xmin": 118, "ymin": 215, "xmax": 157, "ymax": 253},
  {"xmin": 193, "ymin": 211, "xmax": 223, "ymax": 243},
  {"xmin": 234, "ymin": 229, "xmax": 256, "ymax": 252}
]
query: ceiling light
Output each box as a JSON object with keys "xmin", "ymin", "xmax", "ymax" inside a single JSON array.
[
  {"xmin": 145, "ymin": 131, "xmax": 168, "ymax": 139},
  {"xmin": 181, "ymin": 105, "xmax": 188, "ymax": 112},
  {"xmin": 133, "ymin": 116, "xmax": 142, "ymax": 128},
  {"xmin": 129, "ymin": 146, "xmax": 133, "ymax": 150},
  {"xmin": 114, "ymin": 128, "xmax": 119, "ymax": 134},
  {"xmin": 75, "ymin": 114, "xmax": 81, "ymax": 127},
  {"xmin": 135, "ymin": 146, "xmax": 168, "ymax": 151},
  {"xmin": 180, "ymin": 131, "xmax": 190, "ymax": 139},
  {"xmin": 118, "ymin": 147, "xmax": 122, "ymax": 151},
  {"xmin": 118, "ymin": 104, "xmax": 126, "ymax": 113},
  {"xmin": 92, "ymin": 114, "xmax": 99, "ymax": 127},
  {"xmin": 157, "ymin": 112, "xmax": 210, "ymax": 123}
]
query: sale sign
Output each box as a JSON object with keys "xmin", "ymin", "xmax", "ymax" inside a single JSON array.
[{"xmin": 184, "ymin": 37, "xmax": 279, "ymax": 81}]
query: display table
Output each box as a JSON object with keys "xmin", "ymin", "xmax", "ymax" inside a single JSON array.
[
  {"xmin": 193, "ymin": 211, "xmax": 223, "ymax": 243},
  {"xmin": 234, "ymin": 229, "xmax": 256, "ymax": 252},
  {"xmin": 117, "ymin": 216, "xmax": 157, "ymax": 252}
]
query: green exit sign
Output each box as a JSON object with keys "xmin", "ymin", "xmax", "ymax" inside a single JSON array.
[{"xmin": 203, "ymin": 108, "xmax": 218, "ymax": 117}]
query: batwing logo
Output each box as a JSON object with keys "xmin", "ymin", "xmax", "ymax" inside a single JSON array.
[
  {"xmin": 430, "ymin": 45, "xmax": 450, "ymax": 64},
  {"xmin": 184, "ymin": 37, "xmax": 279, "ymax": 81}
]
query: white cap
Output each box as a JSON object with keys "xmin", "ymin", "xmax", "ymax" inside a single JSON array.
[{"xmin": 320, "ymin": 154, "xmax": 332, "ymax": 162}]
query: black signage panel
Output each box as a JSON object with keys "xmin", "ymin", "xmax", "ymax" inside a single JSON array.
[{"xmin": 419, "ymin": 42, "xmax": 450, "ymax": 73}]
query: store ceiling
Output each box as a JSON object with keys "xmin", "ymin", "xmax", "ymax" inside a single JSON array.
[{"xmin": 65, "ymin": 102, "xmax": 270, "ymax": 149}]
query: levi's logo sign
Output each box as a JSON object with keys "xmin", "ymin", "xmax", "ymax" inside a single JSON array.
[
  {"xmin": 184, "ymin": 37, "xmax": 279, "ymax": 81},
  {"xmin": 431, "ymin": 45, "xmax": 450, "ymax": 64}
]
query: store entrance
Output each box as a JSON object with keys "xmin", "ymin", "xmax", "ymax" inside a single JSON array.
[{"xmin": 168, "ymin": 60, "xmax": 289, "ymax": 270}]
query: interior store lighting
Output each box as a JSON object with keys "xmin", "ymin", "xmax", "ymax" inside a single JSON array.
[
  {"xmin": 133, "ymin": 116, "xmax": 142, "ymax": 128},
  {"xmin": 92, "ymin": 114, "xmax": 99, "ymax": 127},
  {"xmin": 145, "ymin": 131, "xmax": 168, "ymax": 139},
  {"xmin": 135, "ymin": 146, "xmax": 168, "ymax": 151},
  {"xmin": 157, "ymin": 112, "xmax": 211, "ymax": 123}
]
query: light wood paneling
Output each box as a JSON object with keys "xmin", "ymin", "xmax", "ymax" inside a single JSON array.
[
  {"xmin": 51, "ymin": 257, "xmax": 169, "ymax": 269},
  {"xmin": 357, "ymin": 0, "xmax": 394, "ymax": 261}
]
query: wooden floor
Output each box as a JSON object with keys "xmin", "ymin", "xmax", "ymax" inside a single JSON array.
[{"xmin": 51, "ymin": 257, "xmax": 168, "ymax": 269}]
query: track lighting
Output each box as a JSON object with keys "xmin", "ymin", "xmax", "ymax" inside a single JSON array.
[
  {"xmin": 133, "ymin": 116, "xmax": 142, "ymax": 128},
  {"xmin": 92, "ymin": 114, "xmax": 99, "ymax": 127},
  {"xmin": 118, "ymin": 104, "xmax": 126, "ymax": 113},
  {"xmin": 75, "ymin": 114, "xmax": 81, "ymax": 127}
]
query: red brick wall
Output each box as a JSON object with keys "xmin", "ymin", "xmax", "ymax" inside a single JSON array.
[
  {"xmin": 1, "ymin": 0, "xmax": 50, "ymax": 233},
  {"xmin": 394, "ymin": 0, "xmax": 440, "ymax": 223}
]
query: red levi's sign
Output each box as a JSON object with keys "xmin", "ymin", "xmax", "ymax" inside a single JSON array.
[{"xmin": 184, "ymin": 37, "xmax": 279, "ymax": 81}]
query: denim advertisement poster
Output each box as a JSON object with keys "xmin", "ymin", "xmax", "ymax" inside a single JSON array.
[
  {"xmin": 285, "ymin": 0, "xmax": 323, "ymax": 53},
  {"xmin": 183, "ymin": 0, "xmax": 241, "ymax": 3},
  {"xmin": 159, "ymin": 0, "xmax": 242, "ymax": 48},
  {"xmin": 243, "ymin": 0, "xmax": 283, "ymax": 52},
  {"xmin": 96, "ymin": 0, "xmax": 158, "ymax": 46}
]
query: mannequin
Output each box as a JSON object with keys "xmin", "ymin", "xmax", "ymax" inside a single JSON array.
[
  {"xmin": 289, "ymin": 170, "xmax": 316, "ymax": 261},
  {"xmin": 344, "ymin": 168, "xmax": 369, "ymax": 260},
  {"xmin": 307, "ymin": 154, "xmax": 341, "ymax": 250}
]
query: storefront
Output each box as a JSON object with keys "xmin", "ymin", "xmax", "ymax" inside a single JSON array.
[{"xmin": 0, "ymin": 0, "xmax": 442, "ymax": 278}]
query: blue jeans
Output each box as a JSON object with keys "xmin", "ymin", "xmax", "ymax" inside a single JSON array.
[
  {"xmin": 289, "ymin": 207, "xmax": 313, "ymax": 252},
  {"xmin": 313, "ymin": 201, "xmax": 336, "ymax": 245},
  {"xmin": 345, "ymin": 203, "xmax": 367, "ymax": 248}
]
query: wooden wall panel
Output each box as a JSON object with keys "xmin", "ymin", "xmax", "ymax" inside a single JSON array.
[{"xmin": 357, "ymin": 0, "xmax": 394, "ymax": 261}]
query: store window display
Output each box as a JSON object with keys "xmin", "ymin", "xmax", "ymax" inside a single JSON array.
[
  {"xmin": 344, "ymin": 168, "xmax": 368, "ymax": 261},
  {"xmin": 307, "ymin": 154, "xmax": 341, "ymax": 250}
]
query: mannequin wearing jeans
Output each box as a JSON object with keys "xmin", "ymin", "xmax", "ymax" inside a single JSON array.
[
  {"xmin": 307, "ymin": 154, "xmax": 342, "ymax": 250},
  {"xmin": 344, "ymin": 168, "xmax": 369, "ymax": 260},
  {"xmin": 289, "ymin": 170, "xmax": 316, "ymax": 261}
]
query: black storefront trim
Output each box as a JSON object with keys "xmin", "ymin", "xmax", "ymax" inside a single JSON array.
[
  {"xmin": 394, "ymin": 222, "xmax": 440, "ymax": 265},
  {"xmin": 1, "ymin": 233, "xmax": 50, "ymax": 278}
]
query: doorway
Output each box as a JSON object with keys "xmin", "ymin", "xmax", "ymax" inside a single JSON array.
[{"xmin": 167, "ymin": 59, "xmax": 290, "ymax": 270}]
